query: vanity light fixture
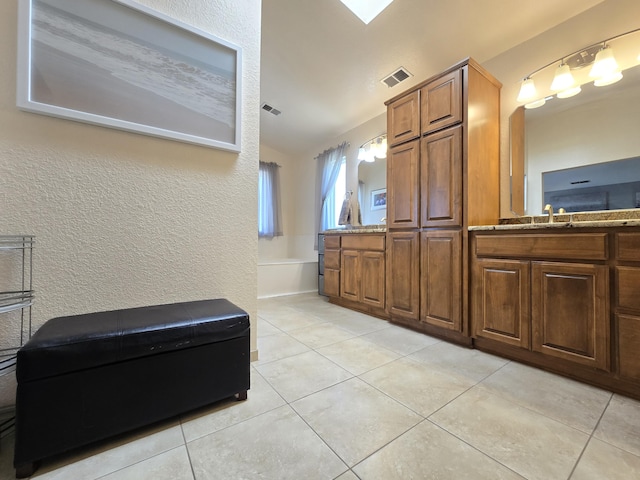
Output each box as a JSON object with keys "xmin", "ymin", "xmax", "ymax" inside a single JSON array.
[
  {"xmin": 516, "ymin": 27, "xmax": 640, "ymax": 106},
  {"xmin": 358, "ymin": 134, "xmax": 387, "ymax": 162},
  {"xmin": 589, "ymin": 45, "xmax": 623, "ymax": 86}
]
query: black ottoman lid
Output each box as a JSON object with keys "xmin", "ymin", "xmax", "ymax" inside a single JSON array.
[{"xmin": 17, "ymin": 299, "xmax": 250, "ymax": 383}]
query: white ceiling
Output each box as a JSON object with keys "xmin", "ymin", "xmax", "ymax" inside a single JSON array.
[{"xmin": 260, "ymin": 0, "xmax": 605, "ymax": 157}]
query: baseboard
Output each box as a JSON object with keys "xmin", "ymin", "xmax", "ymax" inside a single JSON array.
[
  {"xmin": 250, "ymin": 349, "xmax": 259, "ymax": 362},
  {"xmin": 257, "ymin": 289, "xmax": 318, "ymax": 299}
]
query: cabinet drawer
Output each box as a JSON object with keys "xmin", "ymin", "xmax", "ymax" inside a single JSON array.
[
  {"xmin": 324, "ymin": 249, "xmax": 340, "ymax": 270},
  {"xmin": 475, "ymin": 233, "xmax": 608, "ymax": 260},
  {"xmin": 617, "ymin": 233, "xmax": 640, "ymax": 261},
  {"xmin": 324, "ymin": 235, "xmax": 341, "ymax": 249},
  {"xmin": 617, "ymin": 267, "xmax": 640, "ymax": 311},
  {"xmin": 341, "ymin": 234, "xmax": 385, "ymax": 251}
]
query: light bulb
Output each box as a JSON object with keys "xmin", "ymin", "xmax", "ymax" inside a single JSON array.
[
  {"xmin": 594, "ymin": 71, "xmax": 623, "ymax": 87},
  {"xmin": 556, "ymin": 86, "xmax": 581, "ymax": 99}
]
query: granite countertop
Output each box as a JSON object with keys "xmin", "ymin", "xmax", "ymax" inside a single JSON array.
[
  {"xmin": 469, "ymin": 209, "xmax": 640, "ymax": 231},
  {"xmin": 323, "ymin": 225, "xmax": 387, "ymax": 234}
]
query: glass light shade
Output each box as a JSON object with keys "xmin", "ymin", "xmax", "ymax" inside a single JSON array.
[
  {"xmin": 589, "ymin": 46, "xmax": 619, "ymax": 79},
  {"xmin": 357, "ymin": 147, "xmax": 367, "ymax": 160},
  {"xmin": 524, "ymin": 98, "xmax": 546, "ymax": 109},
  {"xmin": 550, "ymin": 64, "xmax": 576, "ymax": 91},
  {"xmin": 556, "ymin": 86, "xmax": 581, "ymax": 99},
  {"xmin": 517, "ymin": 78, "xmax": 537, "ymax": 102},
  {"xmin": 594, "ymin": 71, "xmax": 623, "ymax": 87}
]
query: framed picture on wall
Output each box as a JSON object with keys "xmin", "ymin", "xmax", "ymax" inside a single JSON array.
[
  {"xmin": 17, "ymin": 0, "xmax": 242, "ymax": 152},
  {"xmin": 371, "ymin": 188, "xmax": 386, "ymax": 210}
]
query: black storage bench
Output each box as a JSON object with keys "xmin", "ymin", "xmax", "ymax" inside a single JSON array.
[{"xmin": 13, "ymin": 299, "xmax": 250, "ymax": 478}]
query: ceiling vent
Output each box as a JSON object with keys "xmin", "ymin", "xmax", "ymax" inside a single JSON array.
[
  {"xmin": 261, "ymin": 103, "xmax": 281, "ymax": 116},
  {"xmin": 381, "ymin": 67, "xmax": 412, "ymax": 88}
]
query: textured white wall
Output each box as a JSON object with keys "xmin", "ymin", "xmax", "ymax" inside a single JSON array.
[{"xmin": 0, "ymin": 0, "xmax": 261, "ymax": 406}]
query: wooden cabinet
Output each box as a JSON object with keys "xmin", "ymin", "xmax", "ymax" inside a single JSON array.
[
  {"xmin": 386, "ymin": 231, "xmax": 419, "ymax": 320},
  {"xmin": 420, "ymin": 125, "xmax": 462, "ymax": 228},
  {"xmin": 531, "ymin": 261, "xmax": 609, "ymax": 370},
  {"xmin": 387, "ymin": 90, "xmax": 420, "ymax": 147},
  {"xmin": 615, "ymin": 232, "xmax": 640, "ymax": 382},
  {"xmin": 472, "ymin": 258, "xmax": 530, "ymax": 348},
  {"xmin": 421, "ymin": 230, "xmax": 461, "ymax": 330},
  {"xmin": 323, "ymin": 235, "xmax": 341, "ymax": 298},
  {"xmin": 323, "ymin": 234, "xmax": 386, "ymax": 315},
  {"xmin": 421, "ymin": 69, "xmax": 462, "ymax": 135},
  {"xmin": 387, "ymin": 140, "xmax": 420, "ymax": 229},
  {"xmin": 471, "ymin": 231, "xmax": 611, "ymax": 372},
  {"xmin": 385, "ymin": 58, "xmax": 501, "ymax": 342}
]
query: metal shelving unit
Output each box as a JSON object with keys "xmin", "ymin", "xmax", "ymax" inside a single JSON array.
[{"xmin": 0, "ymin": 235, "xmax": 34, "ymax": 439}]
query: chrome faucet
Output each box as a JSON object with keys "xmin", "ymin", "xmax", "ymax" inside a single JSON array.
[{"xmin": 544, "ymin": 204, "xmax": 554, "ymax": 223}]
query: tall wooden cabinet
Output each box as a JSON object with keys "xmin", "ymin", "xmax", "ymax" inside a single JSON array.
[{"xmin": 385, "ymin": 58, "xmax": 501, "ymax": 341}]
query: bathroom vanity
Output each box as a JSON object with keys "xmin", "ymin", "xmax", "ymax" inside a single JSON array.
[{"xmin": 469, "ymin": 212, "xmax": 640, "ymax": 399}]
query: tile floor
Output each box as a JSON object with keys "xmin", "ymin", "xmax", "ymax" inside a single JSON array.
[{"xmin": 1, "ymin": 292, "xmax": 640, "ymax": 479}]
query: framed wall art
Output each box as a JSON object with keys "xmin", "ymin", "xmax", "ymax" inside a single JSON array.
[
  {"xmin": 371, "ymin": 188, "xmax": 386, "ymax": 210},
  {"xmin": 17, "ymin": 0, "xmax": 242, "ymax": 152}
]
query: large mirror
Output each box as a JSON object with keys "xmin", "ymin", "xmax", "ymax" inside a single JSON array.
[
  {"xmin": 357, "ymin": 158, "xmax": 386, "ymax": 225},
  {"xmin": 511, "ymin": 32, "xmax": 640, "ymax": 215}
]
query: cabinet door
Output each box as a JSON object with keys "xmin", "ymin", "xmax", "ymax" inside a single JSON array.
[
  {"xmin": 361, "ymin": 251, "xmax": 385, "ymax": 309},
  {"xmin": 387, "ymin": 140, "xmax": 420, "ymax": 229},
  {"xmin": 387, "ymin": 90, "xmax": 420, "ymax": 147},
  {"xmin": 387, "ymin": 231, "xmax": 419, "ymax": 320},
  {"xmin": 421, "ymin": 126, "xmax": 462, "ymax": 227},
  {"xmin": 324, "ymin": 269, "xmax": 340, "ymax": 298},
  {"xmin": 471, "ymin": 258, "xmax": 530, "ymax": 348},
  {"xmin": 421, "ymin": 68, "xmax": 462, "ymax": 135},
  {"xmin": 420, "ymin": 230, "xmax": 461, "ymax": 331},
  {"xmin": 341, "ymin": 249, "xmax": 360, "ymax": 302},
  {"xmin": 532, "ymin": 262, "xmax": 610, "ymax": 371},
  {"xmin": 617, "ymin": 313, "xmax": 640, "ymax": 381}
]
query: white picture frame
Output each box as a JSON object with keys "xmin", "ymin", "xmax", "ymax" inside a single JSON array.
[{"xmin": 17, "ymin": 0, "xmax": 242, "ymax": 152}]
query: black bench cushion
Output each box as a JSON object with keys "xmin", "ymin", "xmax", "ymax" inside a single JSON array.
[{"xmin": 17, "ymin": 299, "xmax": 249, "ymax": 383}]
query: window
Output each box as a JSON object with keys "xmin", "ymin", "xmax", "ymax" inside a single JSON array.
[
  {"xmin": 315, "ymin": 142, "xmax": 348, "ymax": 248},
  {"xmin": 258, "ymin": 161, "xmax": 282, "ymax": 238}
]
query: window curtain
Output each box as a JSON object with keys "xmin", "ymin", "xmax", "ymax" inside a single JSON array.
[
  {"xmin": 258, "ymin": 161, "xmax": 283, "ymax": 238},
  {"xmin": 314, "ymin": 142, "xmax": 348, "ymax": 249}
]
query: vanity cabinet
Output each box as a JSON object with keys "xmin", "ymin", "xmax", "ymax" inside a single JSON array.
[
  {"xmin": 340, "ymin": 234, "xmax": 385, "ymax": 310},
  {"xmin": 387, "ymin": 91, "xmax": 420, "ymax": 147},
  {"xmin": 385, "ymin": 58, "xmax": 501, "ymax": 342},
  {"xmin": 471, "ymin": 232, "xmax": 610, "ymax": 371},
  {"xmin": 323, "ymin": 233, "xmax": 387, "ymax": 317},
  {"xmin": 615, "ymin": 232, "xmax": 640, "ymax": 382},
  {"xmin": 323, "ymin": 235, "xmax": 341, "ymax": 298}
]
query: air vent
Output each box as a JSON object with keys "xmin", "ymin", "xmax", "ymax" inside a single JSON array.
[
  {"xmin": 381, "ymin": 67, "xmax": 412, "ymax": 88},
  {"xmin": 261, "ymin": 103, "xmax": 281, "ymax": 116}
]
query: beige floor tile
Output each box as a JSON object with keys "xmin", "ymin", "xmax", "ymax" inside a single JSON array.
[
  {"xmin": 31, "ymin": 421, "xmax": 184, "ymax": 480},
  {"xmin": 255, "ymin": 350, "xmax": 353, "ymax": 402},
  {"xmin": 181, "ymin": 368, "xmax": 285, "ymax": 442},
  {"xmin": 360, "ymin": 356, "xmax": 474, "ymax": 416},
  {"xmin": 571, "ymin": 438, "xmax": 640, "ymax": 480},
  {"xmin": 99, "ymin": 446, "xmax": 193, "ymax": 480},
  {"xmin": 256, "ymin": 316, "xmax": 281, "ymax": 337},
  {"xmin": 478, "ymin": 361, "xmax": 611, "ymax": 433},
  {"xmin": 188, "ymin": 405, "xmax": 347, "ymax": 480},
  {"xmin": 288, "ymin": 322, "xmax": 356, "ymax": 349},
  {"xmin": 292, "ymin": 378, "xmax": 422, "ymax": 466},
  {"xmin": 258, "ymin": 307, "xmax": 326, "ymax": 332},
  {"xmin": 354, "ymin": 420, "xmax": 525, "ymax": 480},
  {"xmin": 430, "ymin": 387, "xmax": 589, "ymax": 480},
  {"xmin": 361, "ymin": 324, "xmax": 441, "ymax": 355},
  {"xmin": 594, "ymin": 394, "xmax": 640, "ymax": 456},
  {"xmin": 325, "ymin": 311, "xmax": 391, "ymax": 335},
  {"xmin": 409, "ymin": 341, "xmax": 508, "ymax": 383},
  {"xmin": 255, "ymin": 332, "xmax": 310, "ymax": 365},
  {"xmin": 335, "ymin": 471, "xmax": 360, "ymax": 480},
  {"xmin": 317, "ymin": 336, "xmax": 400, "ymax": 375}
]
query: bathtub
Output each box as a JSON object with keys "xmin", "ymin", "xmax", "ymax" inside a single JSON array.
[{"xmin": 257, "ymin": 258, "xmax": 318, "ymax": 298}]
